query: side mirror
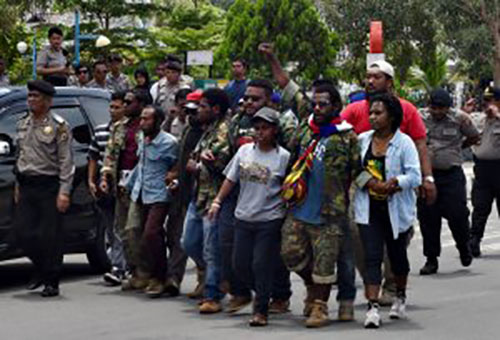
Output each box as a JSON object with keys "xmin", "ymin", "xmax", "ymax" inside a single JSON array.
[
  {"xmin": 72, "ymin": 124, "xmax": 91, "ymax": 145},
  {"xmin": 0, "ymin": 140, "xmax": 11, "ymax": 156}
]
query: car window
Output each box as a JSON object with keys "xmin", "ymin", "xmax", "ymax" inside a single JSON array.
[
  {"xmin": 79, "ymin": 96, "xmax": 110, "ymax": 127},
  {"xmin": 51, "ymin": 107, "xmax": 91, "ymax": 146}
]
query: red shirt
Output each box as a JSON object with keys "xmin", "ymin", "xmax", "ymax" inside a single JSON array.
[
  {"xmin": 341, "ymin": 98, "xmax": 427, "ymax": 141},
  {"xmin": 119, "ymin": 118, "xmax": 140, "ymax": 170}
]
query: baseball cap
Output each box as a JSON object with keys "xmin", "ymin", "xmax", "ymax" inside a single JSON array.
[
  {"xmin": 484, "ymin": 87, "xmax": 500, "ymax": 101},
  {"xmin": 252, "ymin": 107, "xmax": 280, "ymax": 125},
  {"xmin": 368, "ymin": 60, "xmax": 395, "ymax": 79},
  {"xmin": 184, "ymin": 90, "xmax": 203, "ymax": 109},
  {"xmin": 430, "ymin": 88, "xmax": 452, "ymax": 107}
]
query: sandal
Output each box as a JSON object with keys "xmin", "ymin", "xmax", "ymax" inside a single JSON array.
[{"xmin": 249, "ymin": 313, "xmax": 268, "ymax": 327}]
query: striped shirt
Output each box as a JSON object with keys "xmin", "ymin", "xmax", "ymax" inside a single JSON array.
[{"xmin": 88, "ymin": 122, "xmax": 112, "ymax": 166}]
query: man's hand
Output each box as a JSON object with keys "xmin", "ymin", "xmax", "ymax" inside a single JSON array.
[
  {"xmin": 88, "ymin": 180, "xmax": 98, "ymax": 199},
  {"xmin": 56, "ymin": 193, "xmax": 71, "ymax": 213},
  {"xmin": 385, "ymin": 177, "xmax": 401, "ymax": 195},
  {"xmin": 207, "ymin": 201, "xmax": 221, "ymax": 221},
  {"xmin": 258, "ymin": 42, "xmax": 275, "ymax": 58},
  {"xmin": 200, "ymin": 150, "xmax": 215, "ymax": 163},
  {"xmin": 419, "ymin": 180, "xmax": 437, "ymax": 205},
  {"xmin": 485, "ymin": 103, "xmax": 500, "ymax": 119},
  {"xmin": 165, "ymin": 171, "xmax": 179, "ymax": 191},
  {"xmin": 100, "ymin": 178, "xmax": 109, "ymax": 194}
]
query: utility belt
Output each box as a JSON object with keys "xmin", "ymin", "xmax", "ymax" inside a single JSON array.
[{"xmin": 16, "ymin": 173, "xmax": 59, "ymax": 186}]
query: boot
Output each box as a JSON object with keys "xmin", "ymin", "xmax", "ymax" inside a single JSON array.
[
  {"xmin": 187, "ymin": 268, "xmax": 205, "ymax": 299},
  {"xmin": 470, "ymin": 237, "xmax": 481, "ymax": 258},
  {"xmin": 419, "ymin": 257, "xmax": 438, "ymax": 275},
  {"xmin": 338, "ymin": 300, "xmax": 354, "ymax": 321},
  {"xmin": 305, "ymin": 300, "xmax": 329, "ymax": 328},
  {"xmin": 459, "ymin": 245, "xmax": 473, "ymax": 267}
]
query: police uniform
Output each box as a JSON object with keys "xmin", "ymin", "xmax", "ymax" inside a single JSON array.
[
  {"xmin": 418, "ymin": 106, "xmax": 479, "ymax": 267},
  {"xmin": 470, "ymin": 88, "xmax": 500, "ymax": 256},
  {"xmin": 14, "ymin": 80, "xmax": 74, "ymax": 295}
]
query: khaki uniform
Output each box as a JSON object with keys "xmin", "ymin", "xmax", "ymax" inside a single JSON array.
[
  {"xmin": 36, "ymin": 45, "xmax": 67, "ymax": 85},
  {"xmin": 106, "ymin": 73, "xmax": 130, "ymax": 93},
  {"xmin": 14, "ymin": 110, "xmax": 74, "ymax": 287}
]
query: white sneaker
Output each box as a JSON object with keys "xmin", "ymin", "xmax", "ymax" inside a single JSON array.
[
  {"xmin": 364, "ymin": 304, "xmax": 381, "ymax": 329},
  {"xmin": 389, "ymin": 297, "xmax": 407, "ymax": 320}
]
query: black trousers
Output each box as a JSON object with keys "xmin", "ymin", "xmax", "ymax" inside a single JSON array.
[
  {"xmin": 233, "ymin": 218, "xmax": 283, "ymax": 315},
  {"xmin": 418, "ymin": 167, "xmax": 470, "ymax": 258},
  {"xmin": 14, "ymin": 176, "xmax": 63, "ymax": 286},
  {"xmin": 471, "ymin": 159, "xmax": 500, "ymax": 241}
]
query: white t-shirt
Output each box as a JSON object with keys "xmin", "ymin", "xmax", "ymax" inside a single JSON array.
[{"xmin": 224, "ymin": 143, "xmax": 290, "ymax": 222}]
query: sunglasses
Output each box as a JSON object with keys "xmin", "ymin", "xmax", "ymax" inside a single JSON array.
[
  {"xmin": 243, "ymin": 95, "xmax": 263, "ymax": 102},
  {"xmin": 312, "ymin": 101, "xmax": 331, "ymax": 108}
]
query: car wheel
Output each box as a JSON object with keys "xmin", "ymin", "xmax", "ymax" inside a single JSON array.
[{"xmin": 86, "ymin": 218, "xmax": 111, "ymax": 273}]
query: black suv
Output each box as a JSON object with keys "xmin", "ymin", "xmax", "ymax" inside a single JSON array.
[{"xmin": 0, "ymin": 87, "xmax": 111, "ymax": 271}]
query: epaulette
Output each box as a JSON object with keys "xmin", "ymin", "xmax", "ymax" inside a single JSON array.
[{"xmin": 51, "ymin": 112, "xmax": 67, "ymax": 125}]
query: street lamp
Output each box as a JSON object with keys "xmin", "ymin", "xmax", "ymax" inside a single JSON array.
[
  {"xmin": 74, "ymin": 10, "xmax": 111, "ymax": 66},
  {"xmin": 17, "ymin": 42, "xmax": 28, "ymax": 55}
]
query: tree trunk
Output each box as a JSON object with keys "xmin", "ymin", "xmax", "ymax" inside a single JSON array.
[{"xmin": 495, "ymin": 30, "xmax": 500, "ymax": 87}]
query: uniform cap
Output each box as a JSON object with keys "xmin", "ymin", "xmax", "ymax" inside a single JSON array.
[
  {"xmin": 368, "ymin": 60, "xmax": 395, "ymax": 79},
  {"xmin": 430, "ymin": 88, "xmax": 452, "ymax": 107},
  {"xmin": 27, "ymin": 80, "xmax": 56, "ymax": 97},
  {"xmin": 252, "ymin": 107, "xmax": 280, "ymax": 125}
]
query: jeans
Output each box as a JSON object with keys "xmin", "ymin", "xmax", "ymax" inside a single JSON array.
[
  {"xmin": 97, "ymin": 196, "xmax": 125, "ymax": 274},
  {"xmin": 218, "ymin": 187, "xmax": 251, "ymax": 297},
  {"xmin": 233, "ymin": 219, "xmax": 282, "ymax": 315},
  {"xmin": 182, "ymin": 201, "xmax": 223, "ymax": 300}
]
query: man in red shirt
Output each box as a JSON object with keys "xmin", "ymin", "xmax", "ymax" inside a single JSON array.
[{"xmin": 341, "ymin": 60, "xmax": 436, "ymax": 203}]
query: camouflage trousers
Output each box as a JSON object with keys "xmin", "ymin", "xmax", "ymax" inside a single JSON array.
[{"xmin": 281, "ymin": 215, "xmax": 342, "ymax": 284}]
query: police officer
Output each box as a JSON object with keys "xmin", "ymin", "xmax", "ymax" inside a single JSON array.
[
  {"xmin": 418, "ymin": 88, "xmax": 479, "ymax": 274},
  {"xmin": 470, "ymin": 87, "xmax": 500, "ymax": 257},
  {"xmin": 14, "ymin": 80, "xmax": 74, "ymax": 297}
]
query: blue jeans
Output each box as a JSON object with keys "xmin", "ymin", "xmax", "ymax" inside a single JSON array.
[
  {"xmin": 336, "ymin": 220, "xmax": 356, "ymax": 301},
  {"xmin": 182, "ymin": 201, "xmax": 223, "ymax": 300}
]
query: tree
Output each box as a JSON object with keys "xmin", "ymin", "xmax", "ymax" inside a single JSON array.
[
  {"xmin": 315, "ymin": 0, "xmax": 439, "ymax": 86},
  {"xmin": 436, "ymin": 0, "xmax": 500, "ymax": 86},
  {"xmin": 215, "ymin": 0, "xmax": 340, "ymax": 83}
]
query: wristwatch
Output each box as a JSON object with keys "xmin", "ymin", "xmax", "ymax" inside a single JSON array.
[{"xmin": 424, "ymin": 175, "xmax": 435, "ymax": 183}]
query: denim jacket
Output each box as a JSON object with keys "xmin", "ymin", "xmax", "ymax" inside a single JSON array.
[
  {"xmin": 353, "ymin": 129, "xmax": 421, "ymax": 239},
  {"xmin": 127, "ymin": 131, "xmax": 178, "ymax": 204}
]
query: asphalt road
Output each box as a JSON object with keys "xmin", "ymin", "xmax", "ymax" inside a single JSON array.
[{"xmin": 1, "ymin": 165, "xmax": 499, "ymax": 340}]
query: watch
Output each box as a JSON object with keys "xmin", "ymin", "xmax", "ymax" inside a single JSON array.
[{"xmin": 424, "ymin": 175, "xmax": 435, "ymax": 183}]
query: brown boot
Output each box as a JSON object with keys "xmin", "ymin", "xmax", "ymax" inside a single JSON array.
[
  {"xmin": 199, "ymin": 299, "xmax": 223, "ymax": 314},
  {"xmin": 338, "ymin": 300, "xmax": 354, "ymax": 322},
  {"xmin": 303, "ymin": 285, "xmax": 314, "ymax": 317},
  {"xmin": 226, "ymin": 295, "xmax": 252, "ymax": 313},
  {"xmin": 305, "ymin": 300, "xmax": 329, "ymax": 328},
  {"xmin": 121, "ymin": 273, "xmax": 149, "ymax": 291},
  {"xmin": 145, "ymin": 278, "xmax": 165, "ymax": 298},
  {"xmin": 269, "ymin": 299, "xmax": 290, "ymax": 314},
  {"xmin": 186, "ymin": 268, "xmax": 205, "ymax": 299}
]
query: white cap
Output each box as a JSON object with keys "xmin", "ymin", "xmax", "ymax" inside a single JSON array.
[{"xmin": 368, "ymin": 60, "xmax": 394, "ymax": 78}]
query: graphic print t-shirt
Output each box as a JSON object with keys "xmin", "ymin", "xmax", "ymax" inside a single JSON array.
[{"xmin": 224, "ymin": 143, "xmax": 290, "ymax": 222}]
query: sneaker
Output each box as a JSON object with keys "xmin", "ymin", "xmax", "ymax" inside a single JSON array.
[
  {"xmin": 459, "ymin": 246, "xmax": 473, "ymax": 267},
  {"xmin": 389, "ymin": 297, "xmax": 407, "ymax": 320},
  {"xmin": 305, "ymin": 300, "xmax": 329, "ymax": 328},
  {"xmin": 226, "ymin": 295, "xmax": 252, "ymax": 313},
  {"xmin": 364, "ymin": 303, "xmax": 381, "ymax": 328},
  {"xmin": 268, "ymin": 299, "xmax": 290, "ymax": 314},
  {"xmin": 419, "ymin": 258, "xmax": 438, "ymax": 275},
  {"xmin": 338, "ymin": 300, "xmax": 354, "ymax": 322},
  {"xmin": 470, "ymin": 237, "xmax": 481, "ymax": 258},
  {"xmin": 145, "ymin": 279, "xmax": 165, "ymax": 298},
  {"xmin": 103, "ymin": 268, "xmax": 124, "ymax": 286},
  {"xmin": 199, "ymin": 299, "xmax": 223, "ymax": 314}
]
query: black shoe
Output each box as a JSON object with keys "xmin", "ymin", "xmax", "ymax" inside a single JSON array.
[
  {"xmin": 164, "ymin": 278, "xmax": 180, "ymax": 297},
  {"xmin": 419, "ymin": 258, "xmax": 438, "ymax": 275},
  {"xmin": 470, "ymin": 238, "xmax": 481, "ymax": 258},
  {"xmin": 459, "ymin": 248, "xmax": 473, "ymax": 267},
  {"xmin": 103, "ymin": 270, "xmax": 123, "ymax": 286},
  {"xmin": 41, "ymin": 285, "xmax": 59, "ymax": 297},
  {"xmin": 27, "ymin": 276, "xmax": 43, "ymax": 291}
]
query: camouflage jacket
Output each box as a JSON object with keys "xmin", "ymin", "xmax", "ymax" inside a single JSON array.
[
  {"xmin": 193, "ymin": 118, "xmax": 232, "ymax": 215},
  {"xmin": 101, "ymin": 117, "xmax": 138, "ymax": 182},
  {"xmin": 293, "ymin": 115, "xmax": 362, "ymax": 219},
  {"xmin": 228, "ymin": 108, "xmax": 299, "ymax": 154}
]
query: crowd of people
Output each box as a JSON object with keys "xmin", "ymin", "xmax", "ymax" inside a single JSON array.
[{"xmin": 11, "ymin": 27, "xmax": 500, "ymax": 330}]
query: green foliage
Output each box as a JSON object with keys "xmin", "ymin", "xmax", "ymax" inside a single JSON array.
[{"xmin": 216, "ymin": 0, "xmax": 339, "ymax": 83}]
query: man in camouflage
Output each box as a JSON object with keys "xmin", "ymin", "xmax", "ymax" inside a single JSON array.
[
  {"xmin": 100, "ymin": 88, "xmax": 151, "ymax": 286},
  {"xmin": 181, "ymin": 88, "xmax": 232, "ymax": 314},
  {"xmin": 259, "ymin": 43, "xmax": 361, "ymax": 327},
  {"xmin": 14, "ymin": 80, "xmax": 74, "ymax": 297},
  {"xmin": 223, "ymin": 78, "xmax": 296, "ymax": 313}
]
